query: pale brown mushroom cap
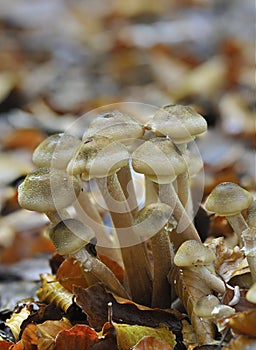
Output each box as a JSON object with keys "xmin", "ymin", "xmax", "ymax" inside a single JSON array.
[
  {"xmin": 247, "ymin": 200, "xmax": 256, "ymax": 228},
  {"xmin": 146, "ymin": 104, "xmax": 207, "ymax": 144},
  {"xmin": 133, "ymin": 202, "xmax": 176, "ymax": 238},
  {"xmin": 32, "ymin": 133, "xmax": 81, "ymax": 169},
  {"xmin": 205, "ymin": 182, "xmax": 253, "ymax": 216},
  {"xmin": 67, "ymin": 135, "xmax": 130, "ymax": 178},
  {"xmin": 132, "ymin": 138, "xmax": 186, "ymax": 184},
  {"xmin": 49, "ymin": 218, "xmax": 94, "ymax": 255},
  {"xmin": 194, "ymin": 295, "xmax": 220, "ymax": 318},
  {"xmin": 18, "ymin": 167, "xmax": 81, "ymax": 212},
  {"xmin": 82, "ymin": 110, "xmax": 144, "ymax": 143},
  {"xmin": 246, "ymin": 283, "xmax": 256, "ymax": 304},
  {"xmin": 174, "ymin": 240, "xmax": 216, "ymax": 267}
]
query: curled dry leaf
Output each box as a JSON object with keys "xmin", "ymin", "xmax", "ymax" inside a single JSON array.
[
  {"xmin": 55, "ymin": 324, "xmax": 99, "ymax": 350},
  {"xmin": 21, "ymin": 318, "xmax": 72, "ymax": 350},
  {"xmin": 56, "ymin": 258, "xmax": 89, "ymax": 292},
  {"xmin": 219, "ymin": 309, "xmax": 256, "ymax": 337},
  {"xmin": 169, "ymin": 266, "xmax": 215, "ymax": 345},
  {"xmin": 222, "ymin": 287, "xmax": 256, "ymax": 312},
  {"xmin": 206, "ymin": 237, "xmax": 244, "ymax": 283},
  {"xmin": 73, "ymin": 283, "xmax": 183, "ymax": 338}
]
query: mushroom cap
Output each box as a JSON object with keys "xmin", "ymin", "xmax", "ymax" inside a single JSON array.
[
  {"xmin": 205, "ymin": 182, "xmax": 254, "ymax": 216},
  {"xmin": 67, "ymin": 135, "xmax": 130, "ymax": 178},
  {"xmin": 146, "ymin": 104, "xmax": 207, "ymax": 144},
  {"xmin": 247, "ymin": 200, "xmax": 256, "ymax": 228},
  {"xmin": 194, "ymin": 295, "xmax": 220, "ymax": 318},
  {"xmin": 133, "ymin": 202, "xmax": 176, "ymax": 238},
  {"xmin": 49, "ymin": 218, "xmax": 94, "ymax": 255},
  {"xmin": 174, "ymin": 240, "xmax": 216, "ymax": 267},
  {"xmin": 132, "ymin": 138, "xmax": 186, "ymax": 184},
  {"xmin": 32, "ymin": 133, "xmax": 81, "ymax": 169},
  {"xmin": 18, "ymin": 167, "xmax": 81, "ymax": 212},
  {"xmin": 246, "ymin": 283, "xmax": 256, "ymax": 304},
  {"xmin": 82, "ymin": 110, "xmax": 144, "ymax": 143}
]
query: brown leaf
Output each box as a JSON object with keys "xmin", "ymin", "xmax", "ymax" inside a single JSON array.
[
  {"xmin": 21, "ymin": 323, "xmax": 39, "ymax": 350},
  {"xmin": 169, "ymin": 265, "xmax": 215, "ymax": 345},
  {"xmin": 222, "ymin": 287, "xmax": 256, "ymax": 312},
  {"xmin": 3, "ymin": 128, "xmax": 46, "ymax": 151},
  {"xmin": 73, "ymin": 283, "xmax": 183, "ymax": 339},
  {"xmin": 223, "ymin": 335, "xmax": 256, "ymax": 350},
  {"xmin": 55, "ymin": 324, "xmax": 99, "ymax": 350},
  {"xmin": 56, "ymin": 258, "xmax": 89, "ymax": 292},
  {"xmin": 99, "ymin": 253, "xmax": 124, "ymax": 284},
  {"xmin": 0, "ymin": 340, "xmax": 15, "ymax": 350},
  {"xmin": 219, "ymin": 309, "xmax": 256, "ymax": 337},
  {"xmin": 132, "ymin": 335, "xmax": 174, "ymax": 349}
]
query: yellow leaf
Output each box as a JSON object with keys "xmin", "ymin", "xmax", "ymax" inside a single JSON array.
[{"xmin": 114, "ymin": 323, "xmax": 176, "ymax": 350}]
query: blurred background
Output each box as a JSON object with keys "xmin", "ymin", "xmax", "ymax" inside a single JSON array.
[{"xmin": 0, "ymin": 0, "xmax": 255, "ymax": 308}]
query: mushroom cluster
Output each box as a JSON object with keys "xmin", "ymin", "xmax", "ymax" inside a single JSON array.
[{"xmin": 17, "ymin": 104, "xmax": 255, "ymax": 324}]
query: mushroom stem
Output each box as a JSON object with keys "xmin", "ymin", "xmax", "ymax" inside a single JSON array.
[
  {"xmin": 176, "ymin": 171, "xmax": 193, "ymax": 217},
  {"xmin": 96, "ymin": 174, "xmax": 152, "ymax": 305},
  {"xmin": 151, "ymin": 228, "xmax": 174, "ymax": 308},
  {"xmin": 145, "ymin": 177, "xmax": 159, "ymax": 205},
  {"xmin": 45, "ymin": 209, "xmax": 70, "ymax": 225},
  {"xmin": 242, "ymin": 228, "xmax": 256, "ymax": 283},
  {"xmin": 227, "ymin": 213, "xmax": 249, "ymax": 244},
  {"xmin": 117, "ymin": 164, "xmax": 138, "ymax": 217},
  {"xmin": 191, "ymin": 265, "xmax": 226, "ymax": 294},
  {"xmin": 73, "ymin": 248, "xmax": 130, "ymax": 299},
  {"xmin": 157, "ymin": 183, "xmax": 201, "ymax": 249}
]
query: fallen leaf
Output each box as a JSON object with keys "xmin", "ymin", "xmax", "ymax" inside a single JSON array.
[
  {"xmin": 55, "ymin": 324, "xmax": 99, "ymax": 350},
  {"xmin": 222, "ymin": 287, "xmax": 256, "ymax": 312},
  {"xmin": 223, "ymin": 335, "xmax": 256, "ymax": 350},
  {"xmin": 114, "ymin": 323, "xmax": 176, "ymax": 350},
  {"xmin": 73, "ymin": 283, "xmax": 183, "ymax": 340},
  {"xmin": 56, "ymin": 258, "xmax": 89, "ymax": 292},
  {"xmin": 219, "ymin": 309, "xmax": 256, "ymax": 337},
  {"xmin": 0, "ymin": 339, "xmax": 15, "ymax": 350},
  {"xmin": 99, "ymin": 253, "xmax": 124, "ymax": 284},
  {"xmin": 2, "ymin": 128, "xmax": 46, "ymax": 151},
  {"xmin": 132, "ymin": 335, "xmax": 174, "ymax": 349}
]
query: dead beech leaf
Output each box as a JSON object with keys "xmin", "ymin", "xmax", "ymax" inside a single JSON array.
[
  {"xmin": 55, "ymin": 324, "xmax": 99, "ymax": 350},
  {"xmin": 99, "ymin": 253, "xmax": 124, "ymax": 284},
  {"xmin": 0, "ymin": 339, "xmax": 15, "ymax": 350},
  {"xmin": 9, "ymin": 341, "xmax": 23, "ymax": 350},
  {"xmin": 21, "ymin": 323, "xmax": 39, "ymax": 350},
  {"xmin": 206, "ymin": 237, "xmax": 244, "ymax": 283},
  {"xmin": 223, "ymin": 335, "xmax": 256, "ymax": 350},
  {"xmin": 132, "ymin": 335, "xmax": 174, "ymax": 349},
  {"xmin": 219, "ymin": 309, "xmax": 256, "ymax": 337},
  {"xmin": 222, "ymin": 287, "xmax": 256, "ymax": 312},
  {"xmin": 56, "ymin": 258, "xmax": 89, "ymax": 292},
  {"xmin": 73, "ymin": 283, "xmax": 183, "ymax": 339},
  {"xmin": 114, "ymin": 323, "xmax": 176, "ymax": 350},
  {"xmin": 169, "ymin": 266, "xmax": 215, "ymax": 345}
]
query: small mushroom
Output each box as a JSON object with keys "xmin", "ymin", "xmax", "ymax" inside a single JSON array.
[
  {"xmin": 246, "ymin": 283, "xmax": 256, "ymax": 304},
  {"xmin": 241, "ymin": 227, "xmax": 256, "ymax": 283},
  {"xmin": 49, "ymin": 218, "xmax": 130, "ymax": 299},
  {"xmin": 133, "ymin": 203, "xmax": 176, "ymax": 308},
  {"xmin": 146, "ymin": 104, "xmax": 207, "ymax": 215},
  {"xmin": 205, "ymin": 182, "xmax": 253, "ymax": 244},
  {"xmin": 67, "ymin": 135, "xmax": 152, "ymax": 305},
  {"xmin": 174, "ymin": 240, "xmax": 226, "ymax": 294},
  {"xmin": 132, "ymin": 137, "xmax": 201, "ymax": 249},
  {"xmin": 18, "ymin": 167, "xmax": 80, "ymax": 224}
]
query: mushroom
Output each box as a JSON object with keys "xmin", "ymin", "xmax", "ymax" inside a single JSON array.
[
  {"xmin": 133, "ymin": 203, "xmax": 176, "ymax": 308},
  {"xmin": 174, "ymin": 240, "xmax": 226, "ymax": 294},
  {"xmin": 49, "ymin": 218, "xmax": 130, "ymax": 299},
  {"xmin": 67, "ymin": 135, "xmax": 152, "ymax": 305},
  {"xmin": 132, "ymin": 137, "xmax": 201, "ymax": 249},
  {"xmin": 32, "ymin": 132, "xmax": 115, "ymax": 259},
  {"xmin": 205, "ymin": 182, "xmax": 253, "ymax": 244},
  {"xmin": 241, "ymin": 227, "xmax": 256, "ymax": 283},
  {"xmin": 146, "ymin": 104, "xmax": 207, "ymax": 215},
  {"xmin": 247, "ymin": 200, "xmax": 256, "ymax": 228},
  {"xmin": 246, "ymin": 283, "xmax": 256, "ymax": 304},
  {"xmin": 18, "ymin": 167, "xmax": 80, "ymax": 224},
  {"xmin": 83, "ymin": 110, "xmax": 145, "ymax": 217}
]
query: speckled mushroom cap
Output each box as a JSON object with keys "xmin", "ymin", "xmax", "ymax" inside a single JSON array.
[
  {"xmin": 82, "ymin": 110, "xmax": 144, "ymax": 143},
  {"xmin": 67, "ymin": 135, "xmax": 130, "ymax": 178},
  {"xmin": 132, "ymin": 137, "xmax": 186, "ymax": 184},
  {"xmin": 247, "ymin": 200, "xmax": 256, "ymax": 228},
  {"xmin": 32, "ymin": 133, "xmax": 81, "ymax": 169},
  {"xmin": 205, "ymin": 182, "xmax": 253, "ymax": 216},
  {"xmin": 49, "ymin": 218, "xmax": 94, "ymax": 255},
  {"xmin": 133, "ymin": 202, "xmax": 176, "ymax": 238},
  {"xmin": 146, "ymin": 104, "xmax": 207, "ymax": 144},
  {"xmin": 174, "ymin": 240, "xmax": 216, "ymax": 267},
  {"xmin": 18, "ymin": 167, "xmax": 81, "ymax": 212}
]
